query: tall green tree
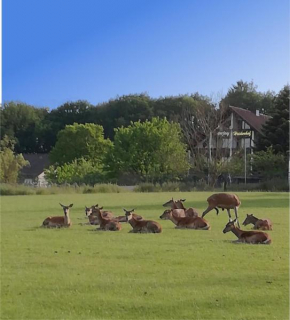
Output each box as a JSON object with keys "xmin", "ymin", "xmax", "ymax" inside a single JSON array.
[
  {"xmin": 255, "ymin": 85, "xmax": 289, "ymax": 154},
  {"xmin": 0, "ymin": 136, "xmax": 29, "ymax": 183},
  {"xmin": 221, "ymin": 80, "xmax": 275, "ymax": 115},
  {"xmin": 49, "ymin": 123, "xmax": 112, "ymax": 166},
  {"xmin": 0, "ymin": 102, "xmax": 48, "ymax": 153},
  {"xmin": 108, "ymin": 117, "xmax": 190, "ymax": 182}
]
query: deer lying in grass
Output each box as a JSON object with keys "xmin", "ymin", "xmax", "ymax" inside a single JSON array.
[
  {"xmin": 84, "ymin": 205, "xmax": 114, "ymax": 225},
  {"xmin": 242, "ymin": 214, "xmax": 273, "ymax": 230},
  {"xmin": 202, "ymin": 193, "xmax": 241, "ymax": 227},
  {"xmin": 162, "ymin": 198, "xmax": 198, "ymax": 218},
  {"xmin": 93, "ymin": 206, "xmax": 122, "ymax": 231},
  {"xmin": 124, "ymin": 209, "xmax": 162, "ymax": 233},
  {"xmin": 42, "ymin": 203, "xmax": 73, "ymax": 228},
  {"xmin": 223, "ymin": 219, "xmax": 271, "ymax": 244},
  {"xmin": 163, "ymin": 210, "xmax": 210, "ymax": 230}
]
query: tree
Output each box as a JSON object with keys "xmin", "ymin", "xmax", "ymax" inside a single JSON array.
[
  {"xmin": 49, "ymin": 123, "xmax": 113, "ymax": 166},
  {"xmin": 93, "ymin": 94, "xmax": 154, "ymax": 140},
  {"xmin": 255, "ymin": 85, "xmax": 289, "ymax": 155},
  {"xmin": 221, "ymin": 80, "xmax": 275, "ymax": 115},
  {"xmin": 0, "ymin": 102, "xmax": 49, "ymax": 153},
  {"xmin": 45, "ymin": 158, "xmax": 105, "ymax": 185},
  {"xmin": 0, "ymin": 136, "xmax": 29, "ymax": 183},
  {"xmin": 108, "ymin": 117, "xmax": 190, "ymax": 182},
  {"xmin": 251, "ymin": 147, "xmax": 287, "ymax": 179}
]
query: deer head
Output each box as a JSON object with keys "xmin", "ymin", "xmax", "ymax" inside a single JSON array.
[
  {"xmin": 159, "ymin": 209, "xmax": 172, "ymax": 219},
  {"xmin": 123, "ymin": 208, "xmax": 135, "ymax": 222},
  {"xmin": 223, "ymin": 219, "xmax": 236, "ymax": 233},
  {"xmin": 60, "ymin": 203, "xmax": 73, "ymax": 216},
  {"xmin": 242, "ymin": 214, "xmax": 255, "ymax": 226},
  {"xmin": 162, "ymin": 198, "xmax": 174, "ymax": 207}
]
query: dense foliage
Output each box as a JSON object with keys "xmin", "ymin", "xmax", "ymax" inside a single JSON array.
[
  {"xmin": 255, "ymin": 85, "xmax": 289, "ymax": 155},
  {"xmin": 0, "ymin": 136, "xmax": 29, "ymax": 183},
  {"xmin": 108, "ymin": 117, "xmax": 190, "ymax": 183}
]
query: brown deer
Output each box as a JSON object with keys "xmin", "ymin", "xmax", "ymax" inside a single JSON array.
[
  {"xmin": 124, "ymin": 209, "xmax": 162, "ymax": 233},
  {"xmin": 242, "ymin": 214, "xmax": 273, "ymax": 230},
  {"xmin": 162, "ymin": 198, "xmax": 198, "ymax": 217},
  {"xmin": 202, "ymin": 193, "xmax": 241, "ymax": 227},
  {"xmin": 223, "ymin": 220, "xmax": 271, "ymax": 244},
  {"xmin": 93, "ymin": 206, "xmax": 122, "ymax": 231},
  {"xmin": 164, "ymin": 210, "xmax": 210, "ymax": 230},
  {"xmin": 84, "ymin": 205, "xmax": 114, "ymax": 225},
  {"xmin": 42, "ymin": 203, "xmax": 73, "ymax": 228}
]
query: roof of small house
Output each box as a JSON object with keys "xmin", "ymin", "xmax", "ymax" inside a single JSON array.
[
  {"xmin": 230, "ymin": 106, "xmax": 270, "ymax": 133},
  {"xmin": 21, "ymin": 154, "xmax": 50, "ymax": 179}
]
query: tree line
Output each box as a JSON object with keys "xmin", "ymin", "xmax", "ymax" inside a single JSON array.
[{"xmin": 0, "ymin": 81, "xmax": 289, "ymax": 186}]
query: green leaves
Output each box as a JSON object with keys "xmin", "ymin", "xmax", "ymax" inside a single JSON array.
[
  {"xmin": 110, "ymin": 117, "xmax": 190, "ymax": 182},
  {"xmin": 49, "ymin": 123, "xmax": 113, "ymax": 166},
  {"xmin": 0, "ymin": 136, "xmax": 29, "ymax": 183}
]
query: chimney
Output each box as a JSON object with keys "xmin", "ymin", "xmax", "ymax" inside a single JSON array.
[{"xmin": 256, "ymin": 110, "xmax": 260, "ymax": 116}]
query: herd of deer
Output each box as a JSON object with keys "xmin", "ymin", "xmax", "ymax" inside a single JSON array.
[{"xmin": 42, "ymin": 193, "xmax": 272, "ymax": 244}]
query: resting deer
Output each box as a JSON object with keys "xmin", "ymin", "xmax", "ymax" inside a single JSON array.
[
  {"xmin": 93, "ymin": 206, "xmax": 121, "ymax": 231},
  {"xmin": 84, "ymin": 205, "xmax": 114, "ymax": 225},
  {"xmin": 162, "ymin": 198, "xmax": 198, "ymax": 217},
  {"xmin": 164, "ymin": 210, "xmax": 210, "ymax": 230},
  {"xmin": 242, "ymin": 214, "xmax": 273, "ymax": 230},
  {"xmin": 124, "ymin": 209, "xmax": 162, "ymax": 233},
  {"xmin": 42, "ymin": 203, "xmax": 73, "ymax": 228},
  {"xmin": 223, "ymin": 219, "xmax": 271, "ymax": 244},
  {"xmin": 202, "ymin": 193, "xmax": 241, "ymax": 227}
]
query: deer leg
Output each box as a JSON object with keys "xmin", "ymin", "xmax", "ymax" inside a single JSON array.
[
  {"xmin": 202, "ymin": 206, "xmax": 214, "ymax": 218},
  {"xmin": 234, "ymin": 207, "xmax": 240, "ymax": 228},
  {"xmin": 227, "ymin": 209, "xmax": 232, "ymax": 221}
]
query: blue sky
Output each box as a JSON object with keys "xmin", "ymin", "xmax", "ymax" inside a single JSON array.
[{"xmin": 3, "ymin": 0, "xmax": 289, "ymax": 109}]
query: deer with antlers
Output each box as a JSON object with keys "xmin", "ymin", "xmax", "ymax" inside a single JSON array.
[
  {"xmin": 242, "ymin": 214, "xmax": 273, "ymax": 230},
  {"xmin": 202, "ymin": 193, "xmax": 241, "ymax": 227},
  {"xmin": 124, "ymin": 209, "xmax": 162, "ymax": 233},
  {"xmin": 42, "ymin": 203, "xmax": 73, "ymax": 228},
  {"xmin": 161, "ymin": 210, "xmax": 210, "ymax": 230},
  {"xmin": 223, "ymin": 219, "xmax": 271, "ymax": 244}
]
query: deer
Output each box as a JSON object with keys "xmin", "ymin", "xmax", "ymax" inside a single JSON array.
[
  {"xmin": 162, "ymin": 198, "xmax": 198, "ymax": 218},
  {"xmin": 163, "ymin": 210, "xmax": 210, "ymax": 230},
  {"xmin": 242, "ymin": 214, "xmax": 273, "ymax": 230},
  {"xmin": 42, "ymin": 203, "xmax": 73, "ymax": 228},
  {"xmin": 223, "ymin": 219, "xmax": 271, "ymax": 244},
  {"xmin": 84, "ymin": 205, "xmax": 114, "ymax": 225},
  {"xmin": 201, "ymin": 193, "xmax": 241, "ymax": 227},
  {"xmin": 93, "ymin": 206, "xmax": 122, "ymax": 231},
  {"xmin": 124, "ymin": 209, "xmax": 162, "ymax": 233}
]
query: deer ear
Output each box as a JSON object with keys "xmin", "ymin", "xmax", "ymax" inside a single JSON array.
[
  {"xmin": 181, "ymin": 199, "xmax": 186, "ymax": 202},
  {"xmin": 123, "ymin": 208, "xmax": 126, "ymax": 212},
  {"xmin": 69, "ymin": 204, "xmax": 73, "ymax": 208},
  {"xmin": 59, "ymin": 203, "xmax": 64, "ymax": 207},
  {"xmin": 250, "ymin": 214, "xmax": 253, "ymax": 216},
  {"xmin": 132, "ymin": 208, "xmax": 135, "ymax": 212},
  {"xmin": 99, "ymin": 206, "xmax": 103, "ymax": 210}
]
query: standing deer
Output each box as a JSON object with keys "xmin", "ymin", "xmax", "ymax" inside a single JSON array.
[
  {"xmin": 93, "ymin": 206, "xmax": 121, "ymax": 231},
  {"xmin": 202, "ymin": 193, "xmax": 241, "ymax": 227},
  {"xmin": 242, "ymin": 214, "xmax": 273, "ymax": 230},
  {"xmin": 163, "ymin": 210, "xmax": 210, "ymax": 230},
  {"xmin": 162, "ymin": 198, "xmax": 198, "ymax": 217},
  {"xmin": 223, "ymin": 219, "xmax": 271, "ymax": 244},
  {"xmin": 124, "ymin": 209, "xmax": 162, "ymax": 233},
  {"xmin": 42, "ymin": 203, "xmax": 73, "ymax": 228}
]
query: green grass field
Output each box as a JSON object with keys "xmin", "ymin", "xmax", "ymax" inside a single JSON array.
[{"xmin": 1, "ymin": 192, "xmax": 289, "ymax": 320}]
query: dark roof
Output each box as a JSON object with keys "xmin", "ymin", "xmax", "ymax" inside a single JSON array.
[
  {"xmin": 230, "ymin": 106, "xmax": 270, "ymax": 133},
  {"xmin": 21, "ymin": 154, "xmax": 50, "ymax": 179}
]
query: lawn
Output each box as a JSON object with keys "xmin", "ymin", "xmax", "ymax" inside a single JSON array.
[{"xmin": 1, "ymin": 192, "xmax": 289, "ymax": 320}]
